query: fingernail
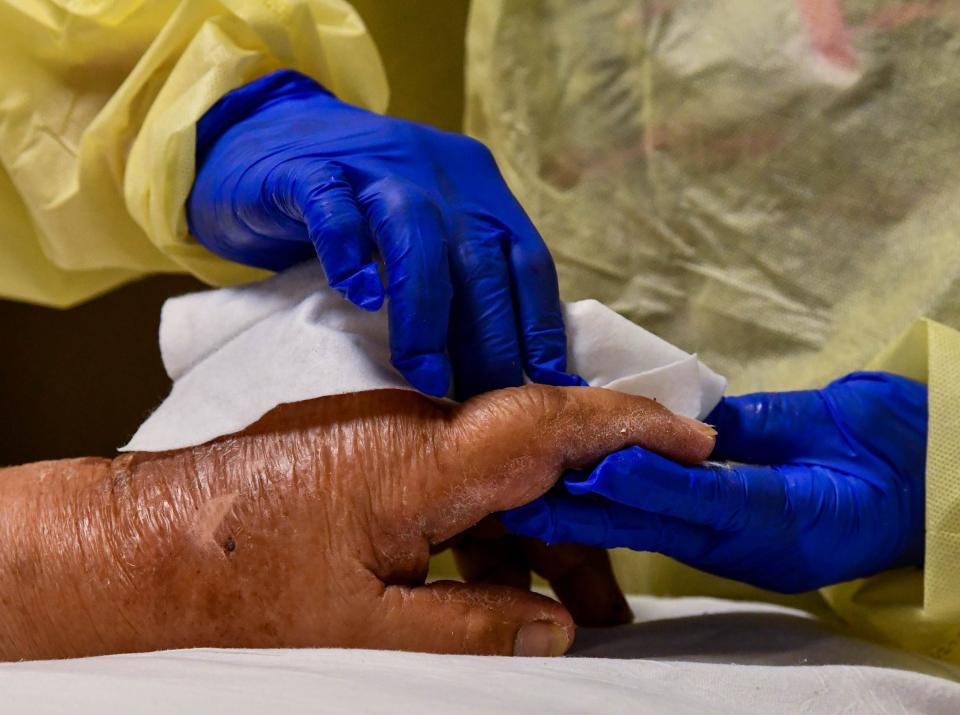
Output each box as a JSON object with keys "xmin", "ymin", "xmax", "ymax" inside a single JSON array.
[
  {"xmin": 679, "ymin": 415, "xmax": 717, "ymax": 438},
  {"xmin": 514, "ymin": 621, "xmax": 570, "ymax": 657}
]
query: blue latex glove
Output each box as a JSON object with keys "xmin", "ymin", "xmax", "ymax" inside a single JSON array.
[
  {"xmin": 188, "ymin": 70, "xmax": 583, "ymax": 398},
  {"xmin": 502, "ymin": 372, "xmax": 928, "ymax": 593}
]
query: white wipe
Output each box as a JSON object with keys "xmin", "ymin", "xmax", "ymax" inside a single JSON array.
[{"xmin": 123, "ymin": 261, "xmax": 725, "ymax": 452}]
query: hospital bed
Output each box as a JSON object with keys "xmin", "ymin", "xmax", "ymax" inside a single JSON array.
[{"xmin": 4, "ymin": 595, "xmax": 959, "ymax": 714}]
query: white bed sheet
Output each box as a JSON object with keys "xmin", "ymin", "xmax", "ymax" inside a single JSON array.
[{"xmin": 4, "ymin": 596, "xmax": 959, "ymax": 714}]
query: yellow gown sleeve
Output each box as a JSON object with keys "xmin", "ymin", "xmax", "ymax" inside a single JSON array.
[
  {"xmin": 611, "ymin": 318, "xmax": 960, "ymax": 663},
  {"xmin": 0, "ymin": 0, "xmax": 388, "ymax": 307},
  {"xmin": 819, "ymin": 318, "xmax": 960, "ymax": 662}
]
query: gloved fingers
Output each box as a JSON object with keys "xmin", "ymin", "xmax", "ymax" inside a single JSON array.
[
  {"xmin": 299, "ymin": 164, "xmax": 384, "ymax": 311},
  {"xmin": 189, "ymin": 153, "xmax": 319, "ymax": 271},
  {"xmin": 565, "ymin": 446, "xmax": 781, "ymax": 532},
  {"xmin": 421, "ymin": 385, "xmax": 715, "ymax": 544},
  {"xmin": 446, "ymin": 220, "xmax": 524, "ymax": 399},
  {"xmin": 501, "ymin": 489, "xmax": 717, "ymax": 563},
  {"xmin": 707, "ymin": 390, "xmax": 833, "ymax": 464},
  {"xmin": 372, "ymin": 580, "xmax": 573, "ymax": 656},
  {"xmin": 521, "ymin": 540, "xmax": 633, "ymax": 627},
  {"xmin": 501, "ymin": 491, "xmax": 615, "ymax": 548},
  {"xmin": 358, "ymin": 178, "xmax": 454, "ymax": 397},
  {"xmin": 507, "ymin": 218, "xmax": 586, "ymax": 387}
]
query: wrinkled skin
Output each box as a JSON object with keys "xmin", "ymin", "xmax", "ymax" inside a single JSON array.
[{"xmin": 0, "ymin": 386, "xmax": 713, "ymax": 662}]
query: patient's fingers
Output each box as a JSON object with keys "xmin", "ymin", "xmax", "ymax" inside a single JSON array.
[
  {"xmin": 452, "ymin": 519, "xmax": 532, "ymax": 591},
  {"xmin": 522, "ymin": 541, "xmax": 632, "ymax": 628},
  {"xmin": 368, "ymin": 581, "xmax": 573, "ymax": 656},
  {"xmin": 422, "ymin": 385, "xmax": 715, "ymax": 542},
  {"xmin": 451, "ymin": 519, "xmax": 630, "ymax": 627}
]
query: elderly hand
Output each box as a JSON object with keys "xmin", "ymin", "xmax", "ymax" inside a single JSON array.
[
  {"xmin": 188, "ymin": 70, "xmax": 580, "ymax": 399},
  {"xmin": 0, "ymin": 386, "xmax": 714, "ymax": 661},
  {"xmin": 504, "ymin": 372, "xmax": 927, "ymax": 593}
]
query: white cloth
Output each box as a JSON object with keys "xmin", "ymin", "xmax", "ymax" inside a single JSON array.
[
  {"xmin": 4, "ymin": 596, "xmax": 959, "ymax": 714},
  {"xmin": 123, "ymin": 261, "xmax": 725, "ymax": 452}
]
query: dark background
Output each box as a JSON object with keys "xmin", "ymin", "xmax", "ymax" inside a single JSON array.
[{"xmin": 0, "ymin": 0, "xmax": 470, "ymax": 466}]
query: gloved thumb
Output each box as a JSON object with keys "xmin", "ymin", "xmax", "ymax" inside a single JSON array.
[{"xmin": 707, "ymin": 390, "xmax": 829, "ymax": 464}]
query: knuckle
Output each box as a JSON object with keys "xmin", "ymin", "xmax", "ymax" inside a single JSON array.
[
  {"xmin": 390, "ymin": 120, "xmax": 430, "ymax": 153},
  {"xmin": 512, "ymin": 384, "xmax": 570, "ymax": 426},
  {"xmin": 454, "ymin": 384, "xmax": 559, "ymax": 431},
  {"xmin": 369, "ymin": 177, "xmax": 438, "ymax": 219},
  {"xmin": 456, "ymin": 135, "xmax": 497, "ymax": 165}
]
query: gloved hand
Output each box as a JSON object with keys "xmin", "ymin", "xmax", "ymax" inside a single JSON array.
[
  {"xmin": 188, "ymin": 70, "xmax": 582, "ymax": 398},
  {"xmin": 502, "ymin": 372, "xmax": 928, "ymax": 593}
]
